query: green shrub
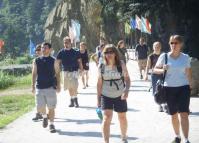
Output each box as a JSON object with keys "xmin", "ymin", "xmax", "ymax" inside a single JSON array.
[
  {"xmin": 0, "ymin": 72, "xmax": 15, "ymax": 89},
  {"xmin": 0, "ymin": 55, "xmax": 33, "ymax": 66},
  {"xmin": 15, "ymin": 55, "xmax": 33, "ymax": 64}
]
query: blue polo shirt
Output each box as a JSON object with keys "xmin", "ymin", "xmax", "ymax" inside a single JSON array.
[{"xmin": 57, "ymin": 48, "xmax": 81, "ymax": 71}]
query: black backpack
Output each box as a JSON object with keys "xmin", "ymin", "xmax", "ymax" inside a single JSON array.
[{"xmin": 100, "ymin": 64, "xmax": 125, "ymax": 90}]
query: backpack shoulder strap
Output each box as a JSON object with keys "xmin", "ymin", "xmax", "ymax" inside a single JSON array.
[
  {"xmin": 100, "ymin": 64, "xmax": 105, "ymax": 74},
  {"xmin": 163, "ymin": 53, "xmax": 168, "ymax": 82}
]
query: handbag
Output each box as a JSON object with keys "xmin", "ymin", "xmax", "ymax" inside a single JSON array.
[{"xmin": 154, "ymin": 53, "xmax": 168, "ymax": 104}]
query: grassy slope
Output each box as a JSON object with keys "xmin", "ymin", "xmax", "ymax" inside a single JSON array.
[{"xmin": 0, "ymin": 74, "xmax": 34, "ymax": 128}]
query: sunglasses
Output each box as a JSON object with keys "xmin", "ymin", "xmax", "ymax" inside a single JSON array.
[
  {"xmin": 104, "ymin": 51, "xmax": 114, "ymax": 55},
  {"xmin": 170, "ymin": 42, "xmax": 179, "ymax": 45}
]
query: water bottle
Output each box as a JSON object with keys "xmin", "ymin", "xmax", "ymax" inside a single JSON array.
[{"xmin": 96, "ymin": 107, "xmax": 103, "ymax": 120}]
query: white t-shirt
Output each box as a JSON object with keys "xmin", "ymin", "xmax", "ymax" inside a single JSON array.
[{"xmin": 155, "ymin": 52, "xmax": 190, "ymax": 87}]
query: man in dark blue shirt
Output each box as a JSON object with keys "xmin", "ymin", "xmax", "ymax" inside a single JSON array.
[
  {"xmin": 56, "ymin": 36, "xmax": 83, "ymax": 108},
  {"xmin": 32, "ymin": 42, "xmax": 60, "ymax": 133},
  {"xmin": 135, "ymin": 37, "xmax": 149, "ymax": 79}
]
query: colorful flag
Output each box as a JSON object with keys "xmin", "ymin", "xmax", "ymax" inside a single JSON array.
[
  {"xmin": 69, "ymin": 26, "xmax": 75, "ymax": 43},
  {"xmin": 29, "ymin": 39, "xmax": 35, "ymax": 56},
  {"xmin": 135, "ymin": 15, "xmax": 142, "ymax": 30},
  {"xmin": 71, "ymin": 19, "xmax": 81, "ymax": 42},
  {"xmin": 141, "ymin": 17, "xmax": 149, "ymax": 34},
  {"xmin": 146, "ymin": 18, "xmax": 152, "ymax": 34},
  {"xmin": 125, "ymin": 22, "xmax": 131, "ymax": 34},
  {"xmin": 130, "ymin": 18, "xmax": 136, "ymax": 30}
]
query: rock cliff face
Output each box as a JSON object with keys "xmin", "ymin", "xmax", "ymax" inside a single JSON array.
[
  {"xmin": 44, "ymin": 0, "xmax": 102, "ymax": 52},
  {"xmin": 191, "ymin": 58, "xmax": 199, "ymax": 96}
]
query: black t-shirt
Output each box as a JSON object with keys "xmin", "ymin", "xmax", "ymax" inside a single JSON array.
[
  {"xmin": 56, "ymin": 48, "xmax": 81, "ymax": 71},
  {"xmin": 149, "ymin": 53, "xmax": 160, "ymax": 69},
  {"xmin": 80, "ymin": 50, "xmax": 89, "ymax": 66},
  {"xmin": 135, "ymin": 44, "xmax": 148, "ymax": 59},
  {"xmin": 35, "ymin": 56, "xmax": 56, "ymax": 89}
]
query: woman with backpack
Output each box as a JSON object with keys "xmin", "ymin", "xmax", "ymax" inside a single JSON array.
[
  {"xmin": 97, "ymin": 44, "xmax": 131, "ymax": 143},
  {"xmin": 144, "ymin": 41, "xmax": 164, "ymax": 112}
]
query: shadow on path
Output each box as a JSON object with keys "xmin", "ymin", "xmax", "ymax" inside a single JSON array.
[
  {"xmin": 77, "ymin": 92, "xmax": 96, "ymax": 96},
  {"xmin": 56, "ymin": 130, "xmax": 138, "ymax": 140},
  {"xmin": 129, "ymin": 89, "xmax": 149, "ymax": 92},
  {"xmin": 190, "ymin": 112, "xmax": 199, "ymax": 116},
  {"xmin": 79, "ymin": 106, "xmax": 140, "ymax": 112},
  {"xmin": 54, "ymin": 118, "xmax": 102, "ymax": 124}
]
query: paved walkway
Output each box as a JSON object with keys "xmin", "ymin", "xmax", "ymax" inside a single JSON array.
[{"xmin": 0, "ymin": 60, "xmax": 199, "ymax": 143}]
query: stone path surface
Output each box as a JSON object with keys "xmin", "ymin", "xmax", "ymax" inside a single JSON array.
[{"xmin": 0, "ymin": 60, "xmax": 199, "ymax": 143}]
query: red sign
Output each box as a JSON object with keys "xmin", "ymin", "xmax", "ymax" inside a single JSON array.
[{"xmin": 0, "ymin": 39, "xmax": 5, "ymax": 53}]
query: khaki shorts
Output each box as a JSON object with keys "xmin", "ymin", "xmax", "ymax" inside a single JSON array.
[
  {"xmin": 63, "ymin": 71, "xmax": 79, "ymax": 90},
  {"xmin": 35, "ymin": 87, "xmax": 57, "ymax": 109},
  {"xmin": 138, "ymin": 59, "xmax": 147, "ymax": 70}
]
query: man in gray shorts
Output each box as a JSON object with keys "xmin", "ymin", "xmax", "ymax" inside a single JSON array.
[{"xmin": 32, "ymin": 42, "xmax": 61, "ymax": 133}]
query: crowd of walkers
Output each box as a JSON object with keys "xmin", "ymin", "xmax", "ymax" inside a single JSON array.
[{"xmin": 31, "ymin": 34, "xmax": 192, "ymax": 143}]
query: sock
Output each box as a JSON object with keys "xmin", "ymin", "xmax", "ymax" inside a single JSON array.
[
  {"xmin": 43, "ymin": 114, "xmax": 47, "ymax": 118},
  {"xmin": 50, "ymin": 121, "xmax": 54, "ymax": 125},
  {"xmin": 185, "ymin": 138, "xmax": 189, "ymax": 142},
  {"xmin": 71, "ymin": 96, "xmax": 76, "ymax": 99},
  {"xmin": 176, "ymin": 135, "xmax": 181, "ymax": 139}
]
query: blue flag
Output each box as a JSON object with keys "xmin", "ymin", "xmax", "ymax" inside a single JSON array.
[
  {"xmin": 130, "ymin": 18, "xmax": 136, "ymax": 30},
  {"xmin": 29, "ymin": 39, "xmax": 35, "ymax": 56}
]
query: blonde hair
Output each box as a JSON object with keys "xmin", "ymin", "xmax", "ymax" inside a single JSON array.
[
  {"xmin": 153, "ymin": 41, "xmax": 161, "ymax": 48},
  {"xmin": 117, "ymin": 40, "xmax": 124, "ymax": 49}
]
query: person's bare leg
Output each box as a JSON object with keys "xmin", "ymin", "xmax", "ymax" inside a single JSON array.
[
  {"xmin": 38, "ymin": 107, "xmax": 46, "ymax": 115},
  {"xmin": 172, "ymin": 113, "xmax": 180, "ymax": 137},
  {"xmin": 118, "ymin": 112, "xmax": 128, "ymax": 140},
  {"xmin": 86, "ymin": 71, "xmax": 89, "ymax": 86},
  {"xmin": 48, "ymin": 108, "xmax": 55, "ymax": 122},
  {"xmin": 102, "ymin": 110, "xmax": 113, "ymax": 143},
  {"xmin": 180, "ymin": 112, "xmax": 189, "ymax": 139},
  {"xmin": 82, "ymin": 71, "xmax": 86, "ymax": 88}
]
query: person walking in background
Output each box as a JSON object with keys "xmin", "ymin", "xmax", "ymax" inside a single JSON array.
[
  {"xmin": 32, "ymin": 42, "xmax": 60, "ymax": 133},
  {"xmin": 79, "ymin": 42, "xmax": 89, "ymax": 89},
  {"xmin": 135, "ymin": 37, "xmax": 148, "ymax": 79},
  {"xmin": 117, "ymin": 40, "xmax": 129, "ymax": 64},
  {"xmin": 154, "ymin": 35, "xmax": 192, "ymax": 143},
  {"xmin": 97, "ymin": 44, "xmax": 131, "ymax": 143},
  {"xmin": 32, "ymin": 44, "xmax": 43, "ymax": 121},
  {"xmin": 144, "ymin": 41, "xmax": 163, "ymax": 112},
  {"xmin": 56, "ymin": 36, "xmax": 83, "ymax": 108},
  {"xmin": 91, "ymin": 37, "xmax": 107, "ymax": 66}
]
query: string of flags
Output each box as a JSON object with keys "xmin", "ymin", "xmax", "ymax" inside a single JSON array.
[{"xmin": 125, "ymin": 15, "xmax": 151, "ymax": 34}]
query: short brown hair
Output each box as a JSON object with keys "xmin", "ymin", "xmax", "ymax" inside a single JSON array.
[
  {"xmin": 169, "ymin": 35, "xmax": 183, "ymax": 44},
  {"xmin": 63, "ymin": 36, "xmax": 71, "ymax": 42},
  {"xmin": 80, "ymin": 42, "xmax": 86, "ymax": 46},
  {"xmin": 102, "ymin": 44, "xmax": 121, "ymax": 66},
  {"xmin": 35, "ymin": 44, "xmax": 41, "ymax": 51}
]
